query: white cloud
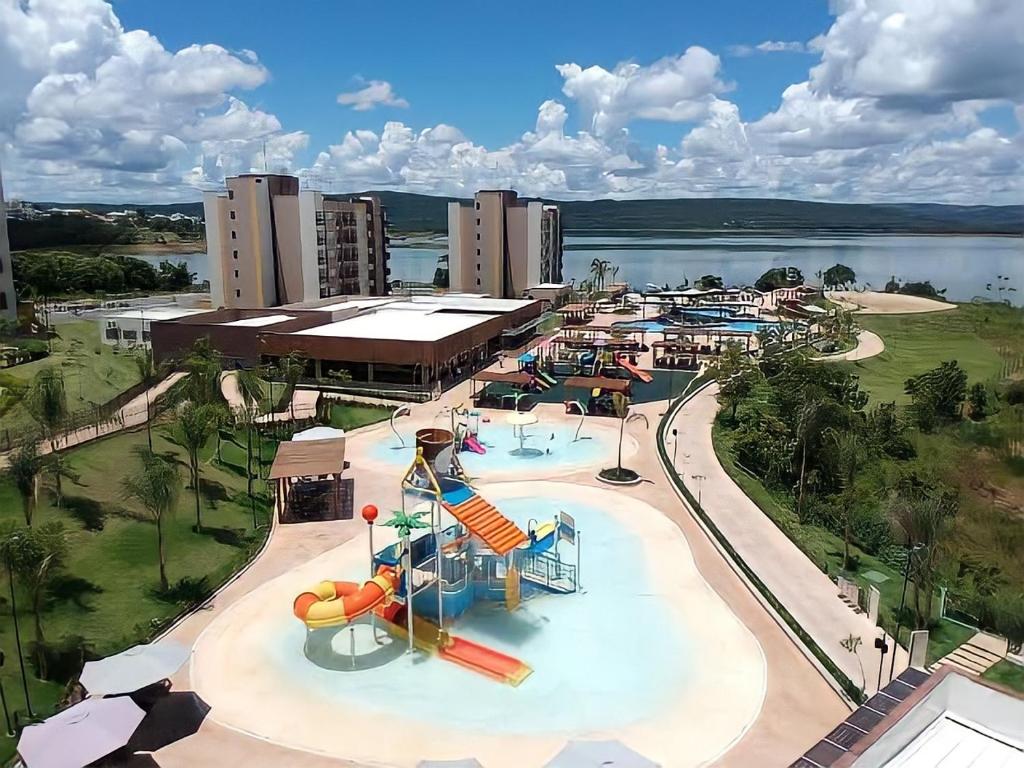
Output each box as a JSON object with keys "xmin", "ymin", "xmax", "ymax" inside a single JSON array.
[
  {"xmin": 555, "ymin": 47, "xmax": 727, "ymax": 137},
  {"xmin": 728, "ymin": 40, "xmax": 807, "ymax": 57},
  {"xmin": 336, "ymin": 79, "xmax": 409, "ymax": 111}
]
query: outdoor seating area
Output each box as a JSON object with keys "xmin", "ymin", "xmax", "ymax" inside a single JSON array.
[{"xmin": 268, "ymin": 434, "xmax": 353, "ymax": 523}]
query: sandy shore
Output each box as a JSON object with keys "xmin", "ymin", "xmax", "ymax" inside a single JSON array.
[
  {"xmin": 828, "ymin": 290, "xmax": 955, "ymax": 314},
  {"xmin": 189, "ymin": 481, "xmax": 766, "ymax": 768}
]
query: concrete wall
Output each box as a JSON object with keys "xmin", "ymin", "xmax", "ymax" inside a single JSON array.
[
  {"xmin": 447, "ymin": 202, "xmax": 463, "ymax": 291},
  {"xmin": 506, "ymin": 205, "xmax": 529, "ymax": 297},
  {"xmin": 297, "ymin": 190, "xmax": 321, "ymax": 302},
  {"xmin": 271, "ymin": 194, "xmax": 304, "ymax": 303},
  {"xmin": 203, "ymin": 191, "xmax": 226, "ymax": 308},
  {"xmin": 526, "ymin": 201, "xmax": 543, "ymax": 289}
]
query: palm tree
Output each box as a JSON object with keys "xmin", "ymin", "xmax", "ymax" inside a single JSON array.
[
  {"xmin": 26, "ymin": 368, "xmax": 67, "ymax": 451},
  {"xmin": 122, "ymin": 448, "xmax": 179, "ymax": 592},
  {"xmin": 172, "ymin": 402, "xmax": 220, "ymax": 532},
  {"xmin": 611, "ymin": 392, "xmax": 648, "ymax": 476},
  {"xmin": 888, "ymin": 494, "xmax": 952, "ymax": 629},
  {"xmin": 8, "ymin": 442, "xmax": 41, "ymax": 526},
  {"xmin": 47, "ymin": 450, "xmax": 78, "ymax": 509},
  {"xmin": 794, "ymin": 399, "xmax": 825, "ymax": 520},
  {"xmin": 179, "ymin": 338, "xmax": 223, "ymax": 407},
  {"xmin": 0, "ymin": 522, "xmax": 69, "ymax": 678},
  {"xmin": 235, "ymin": 367, "xmax": 266, "ymax": 517},
  {"xmin": 274, "ymin": 352, "xmax": 308, "ymax": 420},
  {"xmin": 827, "ymin": 428, "xmax": 866, "ymax": 571}
]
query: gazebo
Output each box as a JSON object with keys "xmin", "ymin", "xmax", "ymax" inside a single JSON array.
[{"xmin": 268, "ymin": 437, "xmax": 350, "ymax": 523}]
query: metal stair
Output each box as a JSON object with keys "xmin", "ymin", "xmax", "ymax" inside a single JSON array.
[{"xmin": 518, "ymin": 550, "xmax": 576, "ymax": 594}]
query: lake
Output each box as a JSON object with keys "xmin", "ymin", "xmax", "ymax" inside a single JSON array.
[
  {"xmin": 389, "ymin": 233, "xmax": 1023, "ymax": 303},
  {"xmin": 134, "ymin": 234, "xmax": 1024, "ymax": 304}
]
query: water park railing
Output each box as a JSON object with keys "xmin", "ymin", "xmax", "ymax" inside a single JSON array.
[
  {"xmin": 657, "ymin": 376, "xmax": 866, "ymax": 706},
  {"xmin": 518, "ymin": 550, "xmax": 577, "ymax": 593}
]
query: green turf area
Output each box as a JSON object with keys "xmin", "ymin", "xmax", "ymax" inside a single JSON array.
[
  {"xmin": 328, "ymin": 401, "xmax": 394, "ymax": 431},
  {"xmin": 0, "ymin": 424, "xmax": 271, "ymax": 761},
  {"xmin": 924, "ymin": 620, "xmax": 976, "ymax": 666},
  {"xmin": 842, "ymin": 307, "xmax": 1006, "ymax": 405},
  {"xmin": 982, "ymin": 659, "xmax": 1024, "ymax": 694},
  {"xmin": 0, "ymin": 320, "xmax": 143, "ymax": 435}
]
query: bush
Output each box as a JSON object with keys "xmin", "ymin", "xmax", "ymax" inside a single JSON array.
[
  {"xmin": 1002, "ymin": 380, "xmax": 1024, "ymax": 406},
  {"xmin": 987, "ymin": 590, "xmax": 1024, "ymax": 653},
  {"xmin": 29, "ymin": 635, "xmax": 100, "ymax": 682}
]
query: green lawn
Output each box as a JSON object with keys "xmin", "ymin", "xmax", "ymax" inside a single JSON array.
[
  {"xmin": 982, "ymin": 659, "xmax": 1024, "ymax": 694},
  {"xmin": 0, "ymin": 424, "xmax": 271, "ymax": 762},
  {"xmin": 0, "ymin": 321, "xmax": 143, "ymax": 435},
  {"xmin": 842, "ymin": 308, "xmax": 1006, "ymax": 405},
  {"xmin": 328, "ymin": 401, "xmax": 394, "ymax": 431}
]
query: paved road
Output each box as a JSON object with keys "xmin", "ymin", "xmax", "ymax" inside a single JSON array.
[
  {"xmin": 816, "ymin": 330, "xmax": 885, "ymax": 362},
  {"xmin": 669, "ymin": 383, "xmax": 908, "ymax": 696}
]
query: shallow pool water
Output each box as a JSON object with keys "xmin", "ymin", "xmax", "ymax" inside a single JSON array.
[
  {"xmin": 370, "ymin": 421, "xmax": 615, "ymax": 473},
  {"xmin": 266, "ymin": 495, "xmax": 692, "ymax": 732}
]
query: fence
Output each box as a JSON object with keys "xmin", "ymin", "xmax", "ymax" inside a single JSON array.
[{"xmin": 657, "ymin": 377, "xmax": 865, "ymax": 705}]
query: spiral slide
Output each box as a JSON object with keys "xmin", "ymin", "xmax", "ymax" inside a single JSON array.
[{"xmin": 293, "ymin": 566, "xmax": 401, "ymax": 630}]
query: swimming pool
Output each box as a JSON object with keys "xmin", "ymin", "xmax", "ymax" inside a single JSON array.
[
  {"xmin": 190, "ymin": 481, "xmax": 767, "ymax": 767},
  {"xmin": 369, "ymin": 420, "xmax": 622, "ymax": 475}
]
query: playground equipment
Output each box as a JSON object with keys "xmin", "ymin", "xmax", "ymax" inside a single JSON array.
[
  {"xmin": 293, "ymin": 566, "xmax": 402, "ymax": 629},
  {"xmin": 616, "ymin": 354, "xmax": 653, "ymax": 383}
]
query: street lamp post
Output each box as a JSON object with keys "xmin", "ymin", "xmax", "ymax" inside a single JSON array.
[
  {"xmin": 874, "ymin": 635, "xmax": 888, "ymax": 692},
  {"xmin": 671, "ymin": 428, "xmax": 679, "ymax": 469},
  {"xmin": 889, "ymin": 542, "xmax": 924, "ymax": 682},
  {"xmin": 0, "ymin": 651, "xmax": 12, "ymax": 736},
  {"xmin": 691, "ymin": 474, "xmax": 707, "ymax": 507},
  {"xmin": 5, "ymin": 546, "xmax": 34, "ymax": 718}
]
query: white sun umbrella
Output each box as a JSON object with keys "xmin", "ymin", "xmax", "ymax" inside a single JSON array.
[
  {"xmin": 291, "ymin": 425, "xmax": 345, "ymax": 441},
  {"xmin": 545, "ymin": 739, "xmax": 660, "ymax": 768},
  {"xmin": 506, "ymin": 411, "xmax": 538, "ymax": 427},
  {"xmin": 18, "ymin": 697, "xmax": 146, "ymax": 768},
  {"xmin": 79, "ymin": 641, "xmax": 190, "ymax": 697}
]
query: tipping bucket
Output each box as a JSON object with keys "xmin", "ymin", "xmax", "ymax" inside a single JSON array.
[{"xmin": 416, "ymin": 428, "xmax": 455, "ymax": 477}]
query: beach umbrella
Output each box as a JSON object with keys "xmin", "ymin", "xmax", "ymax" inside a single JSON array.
[
  {"xmin": 126, "ymin": 691, "xmax": 211, "ymax": 752},
  {"xmin": 291, "ymin": 425, "xmax": 345, "ymax": 441},
  {"xmin": 17, "ymin": 697, "xmax": 146, "ymax": 768},
  {"xmin": 79, "ymin": 641, "xmax": 190, "ymax": 697},
  {"xmin": 545, "ymin": 739, "xmax": 660, "ymax": 768},
  {"xmin": 417, "ymin": 761, "xmax": 484, "ymax": 768}
]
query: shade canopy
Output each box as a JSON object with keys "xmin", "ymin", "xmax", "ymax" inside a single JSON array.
[
  {"xmin": 268, "ymin": 437, "xmax": 347, "ymax": 480},
  {"xmin": 506, "ymin": 411, "xmax": 539, "ymax": 426},
  {"xmin": 545, "ymin": 739, "xmax": 660, "ymax": 768},
  {"xmin": 564, "ymin": 376, "xmax": 631, "ymax": 394},
  {"xmin": 473, "ymin": 371, "xmax": 532, "ymax": 386},
  {"xmin": 80, "ymin": 641, "xmax": 190, "ymax": 696},
  {"xmin": 18, "ymin": 697, "xmax": 146, "ymax": 768}
]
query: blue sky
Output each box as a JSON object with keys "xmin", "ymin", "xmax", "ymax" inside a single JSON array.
[
  {"xmin": 1, "ymin": 0, "xmax": 1021, "ymax": 203},
  {"xmin": 111, "ymin": 0, "xmax": 829, "ymax": 163}
]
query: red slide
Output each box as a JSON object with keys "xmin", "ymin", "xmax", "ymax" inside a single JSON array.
[
  {"xmin": 616, "ymin": 355, "xmax": 653, "ymax": 383},
  {"xmin": 440, "ymin": 636, "xmax": 533, "ymax": 686}
]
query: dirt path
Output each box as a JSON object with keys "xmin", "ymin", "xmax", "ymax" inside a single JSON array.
[{"xmin": 828, "ymin": 290, "xmax": 955, "ymax": 314}]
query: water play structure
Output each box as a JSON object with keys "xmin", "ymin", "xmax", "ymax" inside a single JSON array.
[{"xmin": 293, "ymin": 426, "xmax": 581, "ymax": 685}]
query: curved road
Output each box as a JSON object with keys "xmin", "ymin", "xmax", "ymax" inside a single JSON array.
[{"xmin": 816, "ymin": 330, "xmax": 885, "ymax": 362}]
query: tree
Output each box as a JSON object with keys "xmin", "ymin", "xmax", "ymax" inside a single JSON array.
[
  {"xmin": 827, "ymin": 428, "xmax": 867, "ymax": 571},
  {"xmin": 967, "ymin": 382, "xmax": 991, "ymax": 421},
  {"xmin": 121, "ymin": 448, "xmax": 179, "ymax": 592},
  {"xmin": 172, "ymin": 402, "xmax": 220, "ymax": 532},
  {"xmin": 712, "ymin": 342, "xmax": 761, "ymax": 422},
  {"xmin": 695, "ymin": 274, "xmax": 724, "ymax": 290},
  {"xmin": 274, "ymin": 352, "xmax": 308, "ymax": 420},
  {"xmin": 755, "ymin": 266, "xmax": 804, "ymax": 292},
  {"xmin": 0, "ymin": 522, "xmax": 69, "ymax": 678},
  {"xmin": 840, "ymin": 634, "xmax": 865, "ymax": 694},
  {"xmin": 823, "ymin": 264, "xmax": 856, "ymax": 289},
  {"xmin": 26, "ymin": 368, "xmax": 67, "ymax": 451},
  {"xmin": 905, "ymin": 361, "xmax": 967, "ymax": 431},
  {"xmin": 177, "ymin": 337, "xmax": 223, "ymax": 407},
  {"xmin": 47, "ymin": 450, "xmax": 79, "ymax": 509},
  {"xmin": 8, "ymin": 442, "xmax": 41, "ymax": 526},
  {"xmin": 888, "ymin": 493, "xmax": 954, "ymax": 629},
  {"xmin": 794, "ymin": 399, "xmax": 826, "ymax": 520}
]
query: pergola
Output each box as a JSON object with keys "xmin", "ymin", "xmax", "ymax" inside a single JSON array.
[{"xmin": 268, "ymin": 437, "xmax": 349, "ymax": 523}]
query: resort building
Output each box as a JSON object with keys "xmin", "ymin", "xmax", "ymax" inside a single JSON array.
[
  {"xmin": 0, "ymin": 166, "xmax": 16, "ymax": 321},
  {"xmin": 99, "ymin": 305, "xmax": 212, "ymax": 348},
  {"xmin": 149, "ymin": 294, "xmax": 544, "ymax": 395},
  {"xmin": 204, "ymin": 175, "xmax": 390, "ymax": 309},
  {"xmin": 447, "ymin": 191, "xmax": 563, "ymax": 299}
]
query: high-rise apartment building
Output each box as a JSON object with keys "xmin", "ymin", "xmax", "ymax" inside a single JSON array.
[
  {"xmin": 447, "ymin": 191, "xmax": 562, "ymax": 298},
  {"xmin": 0, "ymin": 166, "xmax": 15, "ymax": 320},
  {"xmin": 205, "ymin": 174, "xmax": 389, "ymax": 309}
]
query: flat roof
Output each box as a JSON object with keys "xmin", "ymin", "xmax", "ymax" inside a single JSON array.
[
  {"xmin": 405, "ymin": 295, "xmax": 532, "ymax": 313},
  {"xmin": 528, "ymin": 283, "xmax": 571, "ymax": 290},
  {"xmin": 882, "ymin": 715, "xmax": 1024, "ymax": 767},
  {"xmin": 308, "ymin": 297, "xmax": 396, "ymax": 312},
  {"xmin": 290, "ymin": 309, "xmax": 495, "ymax": 342},
  {"xmin": 107, "ymin": 307, "xmax": 210, "ymax": 321},
  {"xmin": 220, "ymin": 314, "xmax": 296, "ymax": 327}
]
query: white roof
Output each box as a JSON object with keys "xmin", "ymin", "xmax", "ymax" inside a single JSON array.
[
  {"xmin": 528, "ymin": 283, "xmax": 570, "ymax": 290},
  {"xmin": 311, "ymin": 297, "xmax": 395, "ymax": 312},
  {"xmin": 292, "ymin": 426, "xmax": 345, "ymax": 441},
  {"xmin": 106, "ymin": 307, "xmax": 209, "ymax": 321},
  {"xmin": 292, "ymin": 309, "xmax": 494, "ymax": 342},
  {"xmin": 220, "ymin": 314, "xmax": 295, "ymax": 327},
  {"xmin": 883, "ymin": 715, "xmax": 1024, "ymax": 768},
  {"xmin": 405, "ymin": 295, "xmax": 531, "ymax": 313}
]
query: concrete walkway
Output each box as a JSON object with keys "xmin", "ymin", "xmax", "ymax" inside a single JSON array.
[
  {"xmin": 930, "ymin": 631, "xmax": 1007, "ymax": 676},
  {"xmin": 669, "ymin": 383, "xmax": 908, "ymax": 696},
  {"xmin": 255, "ymin": 389, "xmax": 319, "ymax": 423},
  {"xmin": 815, "ymin": 330, "xmax": 885, "ymax": 362}
]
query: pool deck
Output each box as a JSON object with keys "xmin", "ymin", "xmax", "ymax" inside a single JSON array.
[{"xmin": 154, "ymin": 370, "xmax": 850, "ymax": 767}]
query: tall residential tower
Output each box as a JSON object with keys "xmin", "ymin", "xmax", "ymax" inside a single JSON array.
[
  {"xmin": 447, "ymin": 190, "xmax": 562, "ymax": 299},
  {"xmin": 0, "ymin": 166, "xmax": 15, "ymax": 320},
  {"xmin": 205, "ymin": 174, "xmax": 389, "ymax": 308}
]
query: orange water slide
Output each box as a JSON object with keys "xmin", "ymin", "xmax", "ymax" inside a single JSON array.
[
  {"xmin": 293, "ymin": 566, "xmax": 401, "ymax": 630},
  {"xmin": 440, "ymin": 636, "xmax": 533, "ymax": 686},
  {"xmin": 616, "ymin": 354, "xmax": 653, "ymax": 383}
]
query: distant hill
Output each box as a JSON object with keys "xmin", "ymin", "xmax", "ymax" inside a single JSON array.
[{"xmin": 17, "ymin": 194, "xmax": 1023, "ymax": 237}]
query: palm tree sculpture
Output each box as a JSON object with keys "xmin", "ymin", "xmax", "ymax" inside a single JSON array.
[
  {"xmin": 601, "ymin": 392, "xmax": 648, "ymax": 482},
  {"xmin": 122, "ymin": 448, "xmax": 180, "ymax": 592},
  {"xmin": 381, "ymin": 509, "xmax": 431, "ymax": 652}
]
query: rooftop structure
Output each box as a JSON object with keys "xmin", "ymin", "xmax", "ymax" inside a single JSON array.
[
  {"xmin": 204, "ymin": 175, "xmax": 390, "ymax": 309},
  {"xmin": 99, "ymin": 305, "xmax": 210, "ymax": 348},
  {"xmin": 447, "ymin": 191, "xmax": 562, "ymax": 299}
]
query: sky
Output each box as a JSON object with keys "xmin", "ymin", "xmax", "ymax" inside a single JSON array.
[{"xmin": 1, "ymin": 0, "xmax": 1022, "ymax": 204}]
